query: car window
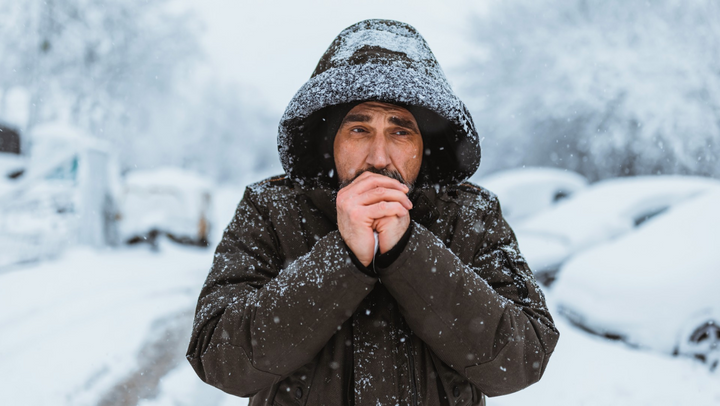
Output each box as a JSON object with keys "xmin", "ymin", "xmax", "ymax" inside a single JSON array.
[{"xmin": 633, "ymin": 206, "xmax": 669, "ymax": 227}]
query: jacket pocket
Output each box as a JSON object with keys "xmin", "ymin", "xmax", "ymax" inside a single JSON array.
[
  {"xmin": 429, "ymin": 351, "xmax": 484, "ymax": 405},
  {"xmin": 270, "ymin": 361, "xmax": 316, "ymax": 406},
  {"xmin": 200, "ymin": 342, "xmax": 279, "ymax": 397}
]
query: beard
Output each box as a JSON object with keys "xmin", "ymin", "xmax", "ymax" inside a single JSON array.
[{"xmin": 338, "ymin": 167, "xmax": 414, "ymax": 194}]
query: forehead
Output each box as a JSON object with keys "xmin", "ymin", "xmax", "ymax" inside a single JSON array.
[{"xmin": 347, "ymin": 101, "xmax": 415, "ymax": 118}]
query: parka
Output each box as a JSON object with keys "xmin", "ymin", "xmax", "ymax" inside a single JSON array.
[{"xmin": 187, "ymin": 19, "xmax": 559, "ymax": 406}]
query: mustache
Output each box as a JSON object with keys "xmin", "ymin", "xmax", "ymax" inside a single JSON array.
[{"xmin": 339, "ymin": 167, "xmax": 413, "ymax": 192}]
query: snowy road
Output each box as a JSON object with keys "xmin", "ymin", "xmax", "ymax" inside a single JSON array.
[{"xmin": 0, "ymin": 242, "xmax": 235, "ymax": 406}]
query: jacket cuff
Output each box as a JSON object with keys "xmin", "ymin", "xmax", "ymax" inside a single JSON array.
[
  {"xmin": 346, "ymin": 244, "xmax": 376, "ymax": 277},
  {"xmin": 344, "ymin": 223, "xmax": 414, "ymax": 276},
  {"xmin": 375, "ymin": 222, "xmax": 413, "ymax": 269}
]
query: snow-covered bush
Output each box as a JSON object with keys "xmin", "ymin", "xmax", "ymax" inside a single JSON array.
[{"xmin": 462, "ymin": 0, "xmax": 720, "ymax": 181}]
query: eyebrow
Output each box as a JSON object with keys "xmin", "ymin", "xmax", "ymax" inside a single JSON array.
[
  {"xmin": 341, "ymin": 113, "xmax": 371, "ymax": 126},
  {"xmin": 389, "ymin": 116, "xmax": 419, "ymax": 133},
  {"xmin": 340, "ymin": 113, "xmax": 419, "ymax": 133}
]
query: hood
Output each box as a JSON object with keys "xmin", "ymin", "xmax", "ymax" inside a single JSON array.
[{"xmin": 278, "ymin": 19, "xmax": 481, "ymax": 188}]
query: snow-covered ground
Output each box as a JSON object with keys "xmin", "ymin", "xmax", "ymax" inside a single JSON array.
[
  {"xmin": 1, "ymin": 181, "xmax": 720, "ymax": 405},
  {"xmin": 0, "ymin": 184, "xmax": 246, "ymax": 406},
  {"xmin": 0, "ymin": 242, "xmax": 220, "ymax": 406}
]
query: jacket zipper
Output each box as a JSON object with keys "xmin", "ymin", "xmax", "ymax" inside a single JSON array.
[{"xmin": 405, "ymin": 336, "xmax": 419, "ymax": 406}]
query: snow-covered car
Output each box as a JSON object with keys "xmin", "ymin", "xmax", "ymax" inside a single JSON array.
[
  {"xmin": 514, "ymin": 176, "xmax": 720, "ymax": 285},
  {"xmin": 0, "ymin": 123, "xmax": 121, "ymax": 268},
  {"xmin": 473, "ymin": 167, "xmax": 588, "ymax": 223},
  {"xmin": 118, "ymin": 167, "xmax": 213, "ymax": 247},
  {"xmin": 552, "ymin": 189, "xmax": 720, "ymax": 370}
]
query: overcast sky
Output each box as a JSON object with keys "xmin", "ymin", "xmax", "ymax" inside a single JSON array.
[{"xmin": 181, "ymin": 0, "xmax": 490, "ymax": 113}]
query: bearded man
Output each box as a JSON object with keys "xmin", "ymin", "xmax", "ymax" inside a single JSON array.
[{"xmin": 187, "ymin": 19, "xmax": 559, "ymax": 406}]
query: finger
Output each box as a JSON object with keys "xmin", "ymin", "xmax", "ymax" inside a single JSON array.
[
  {"xmin": 363, "ymin": 201, "xmax": 409, "ymax": 220},
  {"xmin": 373, "ymin": 215, "xmax": 409, "ymax": 231},
  {"xmin": 355, "ymin": 187, "xmax": 412, "ymax": 210},
  {"xmin": 338, "ymin": 172, "xmax": 408, "ymax": 204},
  {"xmin": 372, "ymin": 215, "xmax": 403, "ymax": 231}
]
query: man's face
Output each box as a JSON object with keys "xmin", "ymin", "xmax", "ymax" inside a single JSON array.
[{"xmin": 334, "ymin": 101, "xmax": 423, "ymax": 188}]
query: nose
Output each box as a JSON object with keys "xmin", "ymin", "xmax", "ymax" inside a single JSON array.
[{"xmin": 366, "ymin": 134, "xmax": 391, "ymax": 169}]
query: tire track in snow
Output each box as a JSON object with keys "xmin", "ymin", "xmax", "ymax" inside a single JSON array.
[{"xmin": 96, "ymin": 309, "xmax": 193, "ymax": 406}]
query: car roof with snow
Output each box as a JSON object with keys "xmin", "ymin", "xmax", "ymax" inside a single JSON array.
[
  {"xmin": 517, "ymin": 175, "xmax": 720, "ymax": 249},
  {"xmin": 472, "ymin": 167, "xmax": 588, "ymax": 222},
  {"xmin": 514, "ymin": 175, "xmax": 720, "ymax": 277}
]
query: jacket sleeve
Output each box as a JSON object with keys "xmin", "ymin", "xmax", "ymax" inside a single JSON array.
[
  {"xmin": 186, "ymin": 187, "xmax": 377, "ymax": 397},
  {"xmin": 378, "ymin": 194, "xmax": 559, "ymax": 397}
]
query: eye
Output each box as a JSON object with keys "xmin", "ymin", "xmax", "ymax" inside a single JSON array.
[{"xmin": 350, "ymin": 127, "xmax": 367, "ymax": 133}]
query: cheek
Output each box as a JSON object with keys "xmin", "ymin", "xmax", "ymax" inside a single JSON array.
[
  {"xmin": 405, "ymin": 151, "xmax": 423, "ymax": 176},
  {"xmin": 334, "ymin": 140, "xmax": 360, "ymax": 180},
  {"xmin": 396, "ymin": 141, "xmax": 424, "ymax": 181}
]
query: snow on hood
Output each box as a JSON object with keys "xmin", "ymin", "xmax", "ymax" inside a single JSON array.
[{"xmin": 278, "ymin": 19, "xmax": 481, "ymax": 188}]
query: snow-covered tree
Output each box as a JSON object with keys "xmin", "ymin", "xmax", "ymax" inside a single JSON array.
[
  {"xmin": 0, "ymin": 0, "xmax": 278, "ymax": 183},
  {"xmin": 183, "ymin": 82, "xmax": 280, "ymax": 182},
  {"xmin": 461, "ymin": 0, "xmax": 720, "ymax": 180},
  {"xmin": 0, "ymin": 0, "xmax": 200, "ymax": 130},
  {"xmin": 130, "ymin": 80, "xmax": 280, "ymax": 183}
]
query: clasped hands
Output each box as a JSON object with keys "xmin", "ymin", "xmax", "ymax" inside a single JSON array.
[{"xmin": 337, "ymin": 172, "xmax": 412, "ymax": 267}]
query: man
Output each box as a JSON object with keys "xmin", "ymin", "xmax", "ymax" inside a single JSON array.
[{"xmin": 187, "ymin": 19, "xmax": 558, "ymax": 405}]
